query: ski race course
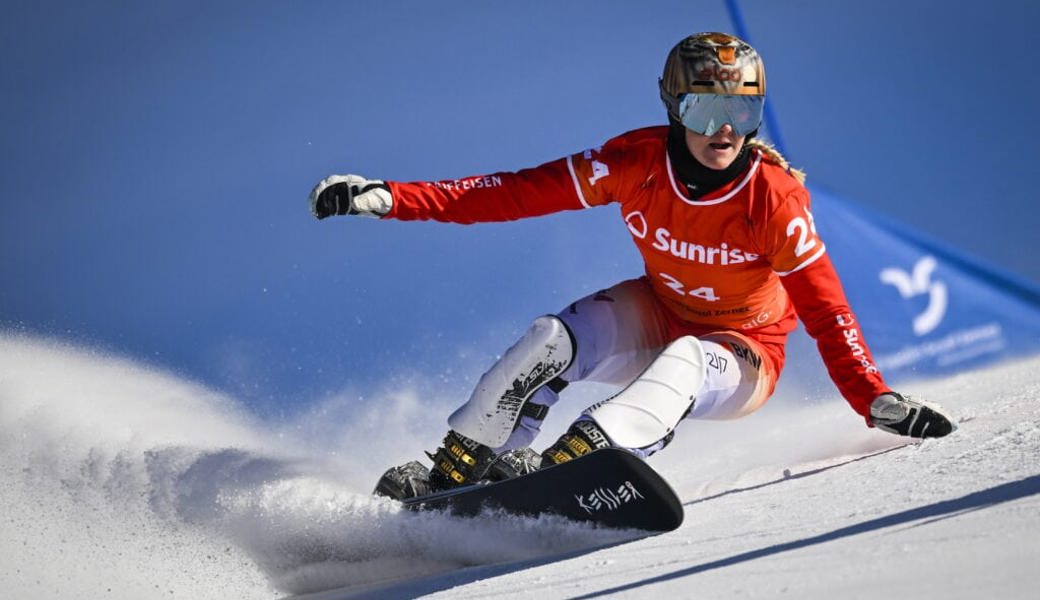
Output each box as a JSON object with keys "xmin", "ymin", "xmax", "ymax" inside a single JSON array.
[{"xmin": 1, "ymin": 332, "xmax": 1037, "ymax": 599}]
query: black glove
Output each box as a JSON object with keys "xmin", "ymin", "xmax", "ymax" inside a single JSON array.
[
  {"xmin": 869, "ymin": 392, "xmax": 957, "ymax": 438},
  {"xmin": 308, "ymin": 174, "xmax": 392, "ymax": 219}
]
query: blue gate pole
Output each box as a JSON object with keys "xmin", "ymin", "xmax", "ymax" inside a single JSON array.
[{"xmin": 723, "ymin": 0, "xmax": 789, "ymax": 156}]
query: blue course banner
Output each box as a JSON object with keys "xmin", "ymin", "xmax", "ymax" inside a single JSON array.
[{"xmin": 810, "ymin": 185, "xmax": 1040, "ymax": 381}]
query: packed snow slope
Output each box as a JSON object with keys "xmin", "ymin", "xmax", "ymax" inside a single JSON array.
[{"xmin": 1, "ymin": 332, "xmax": 1037, "ymax": 599}]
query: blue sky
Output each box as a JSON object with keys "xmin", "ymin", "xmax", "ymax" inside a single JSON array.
[{"xmin": 3, "ymin": 1, "xmax": 1037, "ymax": 416}]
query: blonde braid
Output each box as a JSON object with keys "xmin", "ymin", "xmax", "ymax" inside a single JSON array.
[{"xmin": 746, "ymin": 139, "xmax": 806, "ymax": 185}]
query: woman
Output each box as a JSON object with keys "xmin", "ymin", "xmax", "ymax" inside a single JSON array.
[{"xmin": 309, "ymin": 33, "xmax": 956, "ymax": 500}]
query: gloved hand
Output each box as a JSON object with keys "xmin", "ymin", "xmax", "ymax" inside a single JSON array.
[
  {"xmin": 869, "ymin": 392, "xmax": 957, "ymax": 438},
  {"xmin": 308, "ymin": 174, "xmax": 393, "ymax": 219}
]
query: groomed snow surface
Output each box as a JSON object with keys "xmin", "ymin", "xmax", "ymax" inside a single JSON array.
[{"xmin": 1, "ymin": 333, "xmax": 1037, "ymax": 599}]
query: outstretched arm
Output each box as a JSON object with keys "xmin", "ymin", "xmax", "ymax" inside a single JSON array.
[
  {"xmin": 309, "ymin": 157, "xmax": 593, "ymax": 226},
  {"xmin": 308, "ymin": 129, "xmax": 647, "ymax": 225},
  {"xmin": 386, "ymin": 159, "xmax": 588, "ymax": 224}
]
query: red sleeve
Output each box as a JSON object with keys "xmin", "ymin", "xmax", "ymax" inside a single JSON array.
[
  {"xmin": 385, "ymin": 157, "xmax": 587, "ymax": 224},
  {"xmin": 781, "ymin": 252, "xmax": 890, "ymax": 419},
  {"xmin": 383, "ymin": 131, "xmax": 641, "ymax": 223}
]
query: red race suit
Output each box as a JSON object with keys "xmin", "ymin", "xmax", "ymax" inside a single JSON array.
[{"xmin": 384, "ymin": 126, "xmax": 889, "ymax": 417}]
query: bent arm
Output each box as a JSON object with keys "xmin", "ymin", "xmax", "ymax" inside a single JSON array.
[{"xmin": 781, "ymin": 254, "xmax": 890, "ymax": 418}]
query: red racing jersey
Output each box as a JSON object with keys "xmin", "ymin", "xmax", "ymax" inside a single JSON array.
[{"xmin": 384, "ymin": 126, "xmax": 889, "ymax": 417}]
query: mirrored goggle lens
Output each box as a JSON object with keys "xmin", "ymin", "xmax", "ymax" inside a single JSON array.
[{"xmin": 679, "ymin": 94, "xmax": 764, "ymax": 136}]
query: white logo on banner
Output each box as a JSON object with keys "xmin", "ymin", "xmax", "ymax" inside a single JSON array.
[{"xmin": 879, "ymin": 255, "xmax": 948, "ymax": 336}]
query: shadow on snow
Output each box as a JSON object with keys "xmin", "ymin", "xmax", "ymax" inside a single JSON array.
[
  {"xmin": 682, "ymin": 445, "xmax": 910, "ymax": 507},
  {"xmin": 569, "ymin": 473, "xmax": 1040, "ymax": 599}
]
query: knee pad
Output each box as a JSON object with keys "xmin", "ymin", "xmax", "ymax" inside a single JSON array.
[
  {"xmin": 686, "ymin": 334, "xmax": 772, "ymax": 420},
  {"xmin": 448, "ymin": 315, "xmax": 575, "ymax": 447},
  {"xmin": 585, "ymin": 335, "xmax": 705, "ymax": 449}
]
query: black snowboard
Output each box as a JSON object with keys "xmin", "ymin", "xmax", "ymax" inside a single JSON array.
[{"xmin": 402, "ymin": 449, "xmax": 683, "ymax": 532}]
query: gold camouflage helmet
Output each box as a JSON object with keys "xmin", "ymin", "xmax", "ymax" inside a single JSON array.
[{"xmin": 659, "ymin": 32, "xmax": 766, "ymax": 122}]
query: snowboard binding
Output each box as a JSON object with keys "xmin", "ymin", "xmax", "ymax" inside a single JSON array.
[
  {"xmin": 374, "ymin": 432, "xmax": 545, "ymax": 501},
  {"xmin": 427, "ymin": 430, "xmax": 497, "ymax": 490},
  {"xmin": 541, "ymin": 419, "xmax": 612, "ymax": 466}
]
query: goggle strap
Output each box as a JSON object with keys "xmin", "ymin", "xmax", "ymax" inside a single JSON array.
[{"xmin": 658, "ymin": 78, "xmax": 682, "ymax": 120}]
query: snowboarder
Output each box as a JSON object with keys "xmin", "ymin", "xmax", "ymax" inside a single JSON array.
[{"xmin": 308, "ymin": 32, "xmax": 957, "ymax": 500}]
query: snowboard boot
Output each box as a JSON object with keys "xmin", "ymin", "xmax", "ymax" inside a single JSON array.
[
  {"xmin": 484, "ymin": 447, "xmax": 542, "ymax": 482},
  {"xmin": 374, "ymin": 460, "xmax": 434, "ymax": 500},
  {"xmin": 427, "ymin": 430, "xmax": 497, "ymax": 490},
  {"xmin": 541, "ymin": 419, "xmax": 612, "ymax": 466}
]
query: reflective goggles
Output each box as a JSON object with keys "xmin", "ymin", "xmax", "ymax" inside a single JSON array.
[{"xmin": 678, "ymin": 93, "xmax": 764, "ymax": 137}]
